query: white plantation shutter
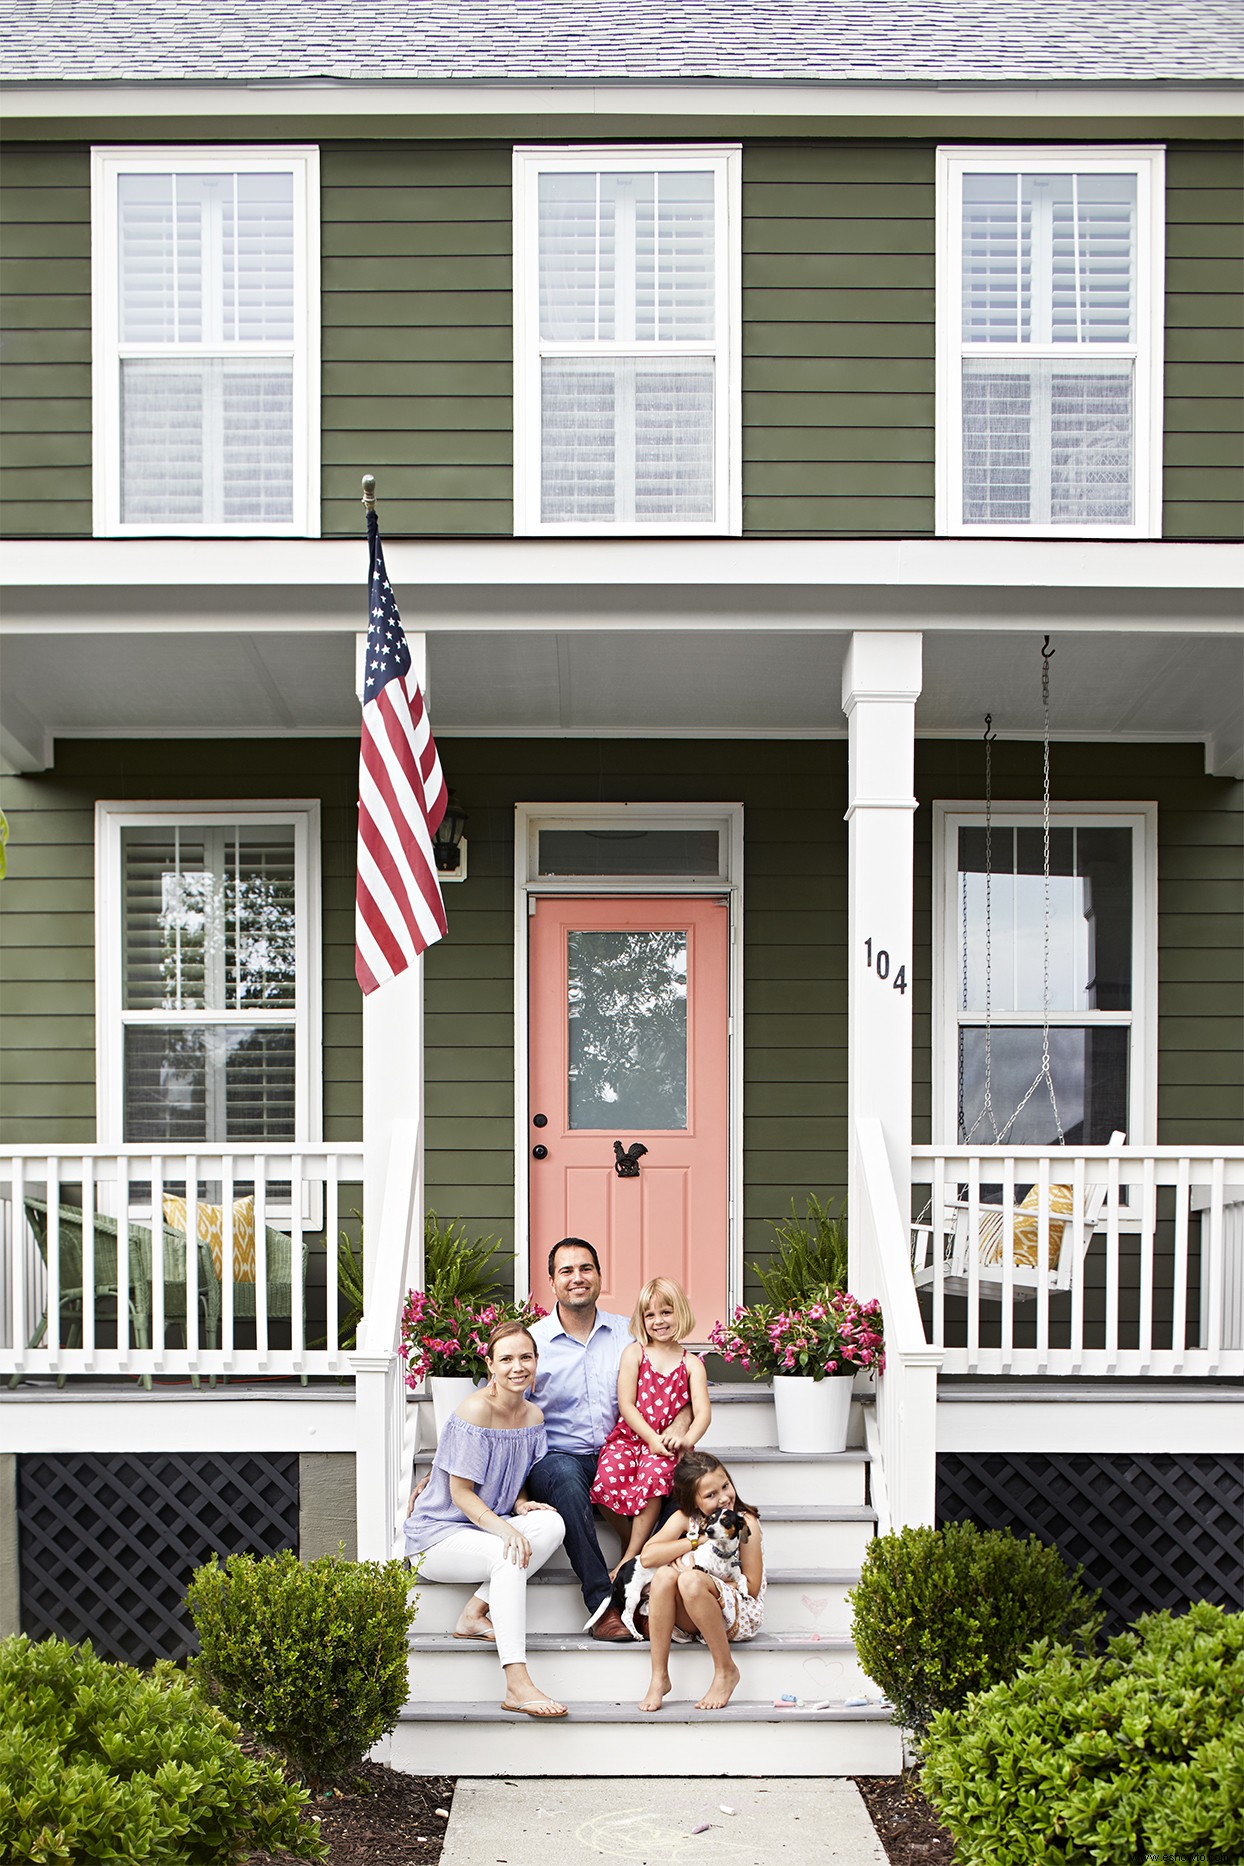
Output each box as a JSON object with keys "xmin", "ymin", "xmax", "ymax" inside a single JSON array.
[
  {"xmin": 109, "ymin": 160, "xmax": 301, "ymax": 528},
  {"xmin": 119, "ymin": 824, "xmax": 298, "ymax": 1143},
  {"xmin": 955, "ymin": 161, "xmax": 1146, "ymax": 530},
  {"xmin": 529, "ymin": 154, "xmax": 726, "ymax": 528}
]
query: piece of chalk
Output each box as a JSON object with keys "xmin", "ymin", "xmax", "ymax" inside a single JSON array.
[
  {"xmin": 844, "ymin": 1695, "xmax": 868, "ymax": 1707},
  {"xmin": 719, "ymin": 1804, "xmax": 735, "ymax": 1815},
  {"xmin": 691, "ymin": 1822, "xmax": 712, "ymax": 1834}
]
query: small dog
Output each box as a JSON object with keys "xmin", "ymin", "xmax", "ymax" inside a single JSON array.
[{"xmin": 583, "ymin": 1508, "xmax": 751, "ymax": 1641}]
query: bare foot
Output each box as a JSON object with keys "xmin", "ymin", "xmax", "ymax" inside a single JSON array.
[
  {"xmin": 695, "ymin": 1662, "xmax": 740, "ymax": 1710},
  {"xmin": 638, "ymin": 1670, "xmax": 672, "ymax": 1713},
  {"xmin": 453, "ymin": 1603, "xmax": 496, "ymax": 1642}
]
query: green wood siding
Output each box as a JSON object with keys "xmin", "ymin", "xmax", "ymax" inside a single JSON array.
[
  {"xmin": 0, "ymin": 144, "xmax": 91, "ymax": 537},
  {"xmin": 319, "ymin": 141, "xmax": 514, "ymax": 538},
  {"xmin": 1164, "ymin": 144, "xmax": 1244, "ymax": 541},
  {"xmin": 2, "ymin": 736, "xmax": 1239, "ymax": 1303},
  {"xmin": 4, "ymin": 137, "xmax": 1239, "ymax": 541}
]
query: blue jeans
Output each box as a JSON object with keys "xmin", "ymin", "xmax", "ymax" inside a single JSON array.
[{"xmin": 526, "ymin": 1449, "xmax": 611, "ymax": 1614}]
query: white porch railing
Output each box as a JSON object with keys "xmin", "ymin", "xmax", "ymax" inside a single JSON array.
[
  {"xmin": 911, "ymin": 1144, "xmax": 1244, "ymax": 1377},
  {"xmin": 0, "ymin": 1145, "xmax": 365, "ymax": 1384},
  {"xmin": 856, "ymin": 1118, "xmax": 943, "ymax": 1535},
  {"xmin": 352, "ymin": 1117, "xmax": 423, "ymax": 1561}
]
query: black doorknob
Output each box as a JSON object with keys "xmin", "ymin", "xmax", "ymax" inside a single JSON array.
[
  {"xmin": 532, "ymin": 1144, "xmax": 549, "ymax": 1160},
  {"xmin": 533, "ymin": 1113, "xmax": 548, "ymax": 1128}
]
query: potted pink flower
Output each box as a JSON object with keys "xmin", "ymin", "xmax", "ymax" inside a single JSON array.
[
  {"xmin": 709, "ymin": 1290, "xmax": 885, "ymax": 1453},
  {"xmin": 400, "ymin": 1290, "xmax": 546, "ymax": 1437}
]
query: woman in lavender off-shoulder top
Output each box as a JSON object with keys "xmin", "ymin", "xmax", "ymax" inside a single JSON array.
[{"xmin": 405, "ymin": 1320, "xmax": 568, "ymax": 1719}]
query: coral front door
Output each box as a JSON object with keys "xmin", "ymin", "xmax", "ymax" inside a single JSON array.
[{"xmin": 528, "ymin": 896, "xmax": 730, "ymax": 1336}]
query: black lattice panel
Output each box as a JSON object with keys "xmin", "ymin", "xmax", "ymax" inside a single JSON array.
[
  {"xmin": 17, "ymin": 1452, "xmax": 300, "ymax": 1665},
  {"xmin": 937, "ymin": 1452, "xmax": 1244, "ymax": 1636}
]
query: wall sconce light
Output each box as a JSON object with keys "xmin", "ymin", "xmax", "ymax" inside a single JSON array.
[{"xmin": 434, "ymin": 792, "xmax": 469, "ymax": 881}]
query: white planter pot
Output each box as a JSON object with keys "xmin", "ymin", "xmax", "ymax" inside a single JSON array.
[
  {"xmin": 771, "ymin": 1373, "xmax": 854, "ymax": 1454},
  {"xmin": 430, "ymin": 1375, "xmax": 480, "ymax": 1441}
]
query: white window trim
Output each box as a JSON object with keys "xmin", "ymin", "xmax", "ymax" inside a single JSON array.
[
  {"xmin": 95, "ymin": 800, "xmax": 323, "ymax": 1150},
  {"xmin": 512, "ymin": 802, "xmax": 745, "ymax": 1317},
  {"xmin": 91, "ymin": 144, "xmax": 321, "ymax": 539},
  {"xmin": 931, "ymin": 801, "xmax": 1157, "ymax": 1149},
  {"xmin": 936, "ymin": 144, "xmax": 1165, "ymax": 540},
  {"xmin": 512, "ymin": 143, "xmax": 742, "ymax": 538}
]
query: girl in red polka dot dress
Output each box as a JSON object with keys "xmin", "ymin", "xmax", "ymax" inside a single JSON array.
[{"xmin": 590, "ymin": 1277, "xmax": 712, "ymax": 1576}]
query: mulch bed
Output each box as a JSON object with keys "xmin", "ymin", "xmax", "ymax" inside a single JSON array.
[
  {"xmin": 854, "ymin": 1770, "xmax": 959, "ymax": 1865},
  {"xmin": 246, "ymin": 1763, "xmax": 456, "ymax": 1865}
]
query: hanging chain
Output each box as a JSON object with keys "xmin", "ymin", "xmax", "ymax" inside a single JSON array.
[
  {"xmin": 998, "ymin": 637, "xmax": 1065, "ymax": 1146},
  {"xmin": 963, "ymin": 716, "xmax": 999, "ymax": 1145}
]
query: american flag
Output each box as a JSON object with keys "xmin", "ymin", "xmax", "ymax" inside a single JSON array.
[{"xmin": 355, "ymin": 511, "xmax": 448, "ymax": 994}]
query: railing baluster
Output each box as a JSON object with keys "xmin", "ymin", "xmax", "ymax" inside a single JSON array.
[
  {"xmin": 11, "ymin": 1158, "xmax": 26, "ymax": 1373},
  {"xmin": 1035, "ymin": 1155, "xmax": 1050, "ymax": 1370},
  {"xmin": 1069, "ymin": 1156, "xmax": 1086, "ymax": 1371},
  {"xmin": 291, "ymin": 1152, "xmax": 306, "ymax": 1362},
  {"xmin": 116, "ymin": 1156, "xmax": 132, "ymax": 1372},
  {"xmin": 1138, "ymin": 1156, "xmax": 1156, "ymax": 1371},
  {"xmin": 254, "ymin": 1154, "xmax": 269, "ymax": 1364},
  {"xmin": 1204, "ymin": 1156, "xmax": 1225, "ymax": 1361},
  {"xmin": 46, "ymin": 1162, "xmax": 61, "ymax": 1364},
  {"xmin": 1171, "ymin": 1157, "xmax": 1190, "ymax": 1371},
  {"xmin": 1104, "ymin": 1156, "xmax": 1120, "ymax": 1371},
  {"xmin": 966, "ymin": 1157, "xmax": 980, "ymax": 1369},
  {"xmin": 146, "ymin": 1152, "xmax": 162, "ymax": 1374},
  {"xmin": 1000, "ymin": 1153, "xmax": 1015, "ymax": 1362},
  {"xmin": 81, "ymin": 1158, "xmax": 96, "ymax": 1362},
  {"xmin": 326, "ymin": 1155, "xmax": 340, "ymax": 1365}
]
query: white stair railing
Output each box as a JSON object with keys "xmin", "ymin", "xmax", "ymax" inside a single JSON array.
[
  {"xmin": 911, "ymin": 1144, "xmax": 1244, "ymax": 1377},
  {"xmin": 352, "ymin": 1117, "xmax": 423, "ymax": 1562},
  {"xmin": 856, "ymin": 1118, "xmax": 942, "ymax": 1535},
  {"xmin": 0, "ymin": 1145, "xmax": 363, "ymax": 1384}
]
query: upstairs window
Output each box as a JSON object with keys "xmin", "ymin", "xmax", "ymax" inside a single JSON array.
[
  {"xmin": 514, "ymin": 145, "xmax": 741, "ymax": 535},
  {"xmin": 92, "ymin": 147, "xmax": 319, "ymax": 536},
  {"xmin": 937, "ymin": 147, "xmax": 1163, "ymax": 537}
]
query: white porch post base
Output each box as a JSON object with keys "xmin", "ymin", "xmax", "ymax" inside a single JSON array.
[{"xmin": 842, "ymin": 632, "xmax": 922, "ymax": 1298}]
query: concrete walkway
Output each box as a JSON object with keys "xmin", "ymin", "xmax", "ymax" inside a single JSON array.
[{"xmin": 439, "ymin": 1777, "xmax": 888, "ymax": 1865}]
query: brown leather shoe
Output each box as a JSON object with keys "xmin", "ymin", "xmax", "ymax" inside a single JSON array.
[{"xmin": 590, "ymin": 1605, "xmax": 634, "ymax": 1643}]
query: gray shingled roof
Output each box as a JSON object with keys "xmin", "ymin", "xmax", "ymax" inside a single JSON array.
[{"xmin": 3, "ymin": 0, "xmax": 1243, "ymax": 85}]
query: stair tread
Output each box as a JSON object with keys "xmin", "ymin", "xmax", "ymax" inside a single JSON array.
[
  {"xmin": 409, "ymin": 1631, "xmax": 857, "ymax": 1653},
  {"xmin": 425, "ymin": 1564, "xmax": 864, "ymax": 1589},
  {"xmin": 413, "ymin": 1445, "xmax": 868, "ymax": 1466},
  {"xmin": 398, "ymin": 1698, "xmax": 891, "ymax": 1724}
]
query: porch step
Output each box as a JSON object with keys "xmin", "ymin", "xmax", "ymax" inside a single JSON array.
[
  {"xmin": 406, "ymin": 1630, "xmax": 873, "ymax": 1701},
  {"xmin": 411, "ymin": 1445, "xmax": 869, "ymax": 1509},
  {"xmin": 409, "ymin": 1565, "xmax": 862, "ymax": 1637},
  {"xmin": 382, "ymin": 1699, "xmax": 901, "ymax": 1777}
]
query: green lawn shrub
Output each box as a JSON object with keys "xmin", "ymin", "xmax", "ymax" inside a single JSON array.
[
  {"xmin": 850, "ymin": 1520, "xmax": 1102, "ymax": 1738},
  {"xmin": 920, "ymin": 1601, "xmax": 1244, "ymax": 1865},
  {"xmin": 187, "ymin": 1548, "xmax": 417, "ymax": 1785},
  {"xmin": 0, "ymin": 1633, "xmax": 325, "ymax": 1865}
]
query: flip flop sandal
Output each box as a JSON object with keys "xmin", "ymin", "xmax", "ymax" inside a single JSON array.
[
  {"xmin": 499, "ymin": 1698, "xmax": 568, "ymax": 1719},
  {"xmin": 452, "ymin": 1628, "xmax": 496, "ymax": 1641}
]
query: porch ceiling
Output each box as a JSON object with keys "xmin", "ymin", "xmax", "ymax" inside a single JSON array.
[{"xmin": 2, "ymin": 621, "xmax": 1240, "ymax": 776}]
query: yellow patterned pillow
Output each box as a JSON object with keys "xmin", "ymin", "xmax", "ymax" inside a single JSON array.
[
  {"xmin": 977, "ymin": 1183, "xmax": 1075, "ymax": 1272},
  {"xmin": 163, "ymin": 1195, "xmax": 257, "ymax": 1283}
]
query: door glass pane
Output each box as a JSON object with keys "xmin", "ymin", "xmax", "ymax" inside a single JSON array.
[
  {"xmin": 958, "ymin": 1026, "xmax": 1128, "ymax": 1145},
  {"xmin": 567, "ymin": 929, "xmax": 687, "ymax": 1129}
]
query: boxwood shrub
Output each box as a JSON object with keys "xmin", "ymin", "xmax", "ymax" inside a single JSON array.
[
  {"xmin": 920, "ymin": 1601, "xmax": 1244, "ymax": 1864},
  {"xmin": 0, "ymin": 1633, "xmax": 325, "ymax": 1865},
  {"xmin": 187, "ymin": 1548, "xmax": 417, "ymax": 1785},
  {"xmin": 850, "ymin": 1520, "xmax": 1102, "ymax": 1737}
]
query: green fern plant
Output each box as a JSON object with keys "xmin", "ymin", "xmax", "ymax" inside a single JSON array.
[
  {"xmin": 750, "ymin": 1193, "xmax": 849, "ymax": 1306},
  {"xmin": 335, "ymin": 1218, "xmax": 366, "ymax": 1349},
  {"xmin": 424, "ymin": 1210, "xmax": 505, "ymax": 1302}
]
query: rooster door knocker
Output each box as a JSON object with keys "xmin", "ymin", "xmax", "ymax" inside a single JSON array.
[{"xmin": 613, "ymin": 1140, "xmax": 648, "ymax": 1178}]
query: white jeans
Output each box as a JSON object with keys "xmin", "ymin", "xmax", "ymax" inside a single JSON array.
[{"xmin": 416, "ymin": 1511, "xmax": 566, "ymax": 1667}]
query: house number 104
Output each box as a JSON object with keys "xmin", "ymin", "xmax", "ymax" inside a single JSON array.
[{"xmin": 864, "ymin": 937, "xmax": 907, "ymax": 994}]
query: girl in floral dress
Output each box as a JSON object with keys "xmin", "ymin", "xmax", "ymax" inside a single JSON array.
[{"xmin": 590, "ymin": 1277, "xmax": 711, "ymax": 1575}]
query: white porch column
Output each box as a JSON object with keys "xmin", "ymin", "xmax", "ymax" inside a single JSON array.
[
  {"xmin": 843, "ymin": 631, "xmax": 922, "ymax": 1295},
  {"xmin": 360, "ymin": 631, "xmax": 427, "ymax": 1305}
]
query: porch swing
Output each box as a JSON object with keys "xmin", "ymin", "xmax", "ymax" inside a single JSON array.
[{"xmin": 912, "ymin": 639, "xmax": 1125, "ymax": 1300}]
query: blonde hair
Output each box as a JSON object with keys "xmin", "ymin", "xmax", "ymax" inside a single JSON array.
[{"xmin": 630, "ymin": 1277, "xmax": 696, "ymax": 1345}]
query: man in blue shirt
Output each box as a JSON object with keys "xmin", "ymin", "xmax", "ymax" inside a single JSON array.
[{"xmin": 528, "ymin": 1237, "xmax": 686, "ymax": 1642}]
